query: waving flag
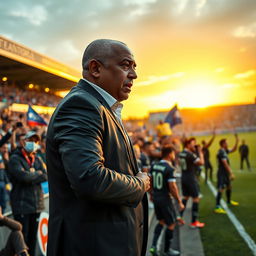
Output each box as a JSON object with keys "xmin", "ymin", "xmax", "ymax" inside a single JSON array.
[
  {"xmin": 27, "ymin": 105, "xmax": 47, "ymax": 126},
  {"xmin": 164, "ymin": 105, "xmax": 182, "ymax": 128}
]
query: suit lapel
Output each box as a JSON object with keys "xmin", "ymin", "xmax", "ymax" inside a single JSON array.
[
  {"xmin": 76, "ymin": 79, "xmax": 138, "ymax": 174},
  {"xmin": 104, "ymin": 107, "xmax": 138, "ymax": 174}
]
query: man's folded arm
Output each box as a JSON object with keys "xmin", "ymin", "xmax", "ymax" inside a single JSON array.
[{"xmin": 8, "ymin": 157, "xmax": 47, "ymax": 184}]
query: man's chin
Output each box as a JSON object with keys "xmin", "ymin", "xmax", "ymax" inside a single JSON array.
[{"xmin": 119, "ymin": 93, "xmax": 130, "ymax": 102}]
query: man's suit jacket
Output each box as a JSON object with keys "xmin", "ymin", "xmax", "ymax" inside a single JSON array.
[{"xmin": 46, "ymin": 79, "xmax": 148, "ymax": 256}]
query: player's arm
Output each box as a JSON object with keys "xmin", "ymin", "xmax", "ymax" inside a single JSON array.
[
  {"xmin": 0, "ymin": 207, "xmax": 22, "ymax": 231},
  {"xmin": 205, "ymin": 129, "xmax": 216, "ymax": 148},
  {"xmin": 229, "ymin": 133, "xmax": 239, "ymax": 153},
  {"xmin": 194, "ymin": 146, "xmax": 204, "ymax": 166},
  {"xmin": 168, "ymin": 181, "xmax": 184, "ymax": 211},
  {"xmin": 221, "ymin": 159, "xmax": 234, "ymax": 180}
]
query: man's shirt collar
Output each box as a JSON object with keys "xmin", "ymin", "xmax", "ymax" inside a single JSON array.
[{"xmin": 83, "ymin": 78, "xmax": 123, "ymax": 120}]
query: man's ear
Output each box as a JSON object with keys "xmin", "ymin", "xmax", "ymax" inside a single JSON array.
[{"xmin": 88, "ymin": 59, "xmax": 101, "ymax": 78}]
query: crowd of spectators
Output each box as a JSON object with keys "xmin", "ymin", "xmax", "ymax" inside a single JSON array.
[
  {"xmin": 0, "ymin": 84, "xmax": 62, "ymax": 107},
  {"xmin": 0, "ymin": 107, "xmax": 48, "ymax": 256}
]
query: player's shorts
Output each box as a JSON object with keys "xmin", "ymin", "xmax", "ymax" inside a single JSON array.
[
  {"xmin": 153, "ymin": 198, "xmax": 176, "ymax": 226},
  {"xmin": 181, "ymin": 180, "xmax": 199, "ymax": 198},
  {"xmin": 217, "ymin": 173, "xmax": 231, "ymax": 189}
]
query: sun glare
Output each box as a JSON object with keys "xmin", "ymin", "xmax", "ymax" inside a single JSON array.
[
  {"xmin": 56, "ymin": 90, "xmax": 69, "ymax": 98},
  {"xmin": 178, "ymin": 80, "xmax": 220, "ymax": 109}
]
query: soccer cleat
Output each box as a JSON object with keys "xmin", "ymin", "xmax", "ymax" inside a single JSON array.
[
  {"xmin": 229, "ymin": 200, "xmax": 239, "ymax": 206},
  {"xmin": 214, "ymin": 207, "xmax": 227, "ymax": 214},
  {"xmin": 176, "ymin": 217, "xmax": 185, "ymax": 226},
  {"xmin": 164, "ymin": 248, "xmax": 180, "ymax": 255},
  {"xmin": 190, "ymin": 220, "xmax": 205, "ymax": 228},
  {"xmin": 149, "ymin": 246, "xmax": 158, "ymax": 256}
]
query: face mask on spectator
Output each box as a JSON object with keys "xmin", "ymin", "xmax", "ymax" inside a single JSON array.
[{"xmin": 24, "ymin": 141, "xmax": 40, "ymax": 153}]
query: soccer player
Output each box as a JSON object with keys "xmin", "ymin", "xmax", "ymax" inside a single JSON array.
[
  {"xmin": 215, "ymin": 134, "xmax": 239, "ymax": 214},
  {"xmin": 202, "ymin": 129, "xmax": 216, "ymax": 183},
  {"xmin": 179, "ymin": 138, "xmax": 205, "ymax": 228},
  {"xmin": 150, "ymin": 145, "xmax": 184, "ymax": 256},
  {"xmin": 239, "ymin": 140, "xmax": 251, "ymax": 171}
]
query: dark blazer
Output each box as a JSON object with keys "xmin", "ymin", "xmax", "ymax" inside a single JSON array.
[{"xmin": 46, "ymin": 79, "xmax": 148, "ymax": 256}]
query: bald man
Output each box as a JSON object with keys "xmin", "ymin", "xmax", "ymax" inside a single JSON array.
[{"xmin": 46, "ymin": 39, "xmax": 150, "ymax": 256}]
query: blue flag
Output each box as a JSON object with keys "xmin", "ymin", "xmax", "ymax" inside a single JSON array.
[
  {"xmin": 164, "ymin": 105, "xmax": 182, "ymax": 128},
  {"xmin": 27, "ymin": 105, "xmax": 47, "ymax": 126}
]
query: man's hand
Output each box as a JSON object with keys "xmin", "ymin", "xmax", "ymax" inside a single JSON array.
[
  {"xmin": 178, "ymin": 201, "xmax": 185, "ymax": 212},
  {"xmin": 230, "ymin": 172, "xmax": 235, "ymax": 181},
  {"xmin": 234, "ymin": 133, "xmax": 239, "ymax": 143},
  {"xmin": 136, "ymin": 172, "xmax": 150, "ymax": 192}
]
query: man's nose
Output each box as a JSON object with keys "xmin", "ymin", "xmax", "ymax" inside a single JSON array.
[{"xmin": 129, "ymin": 69, "xmax": 137, "ymax": 79}]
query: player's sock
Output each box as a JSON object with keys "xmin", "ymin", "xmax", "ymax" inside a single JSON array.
[
  {"xmin": 191, "ymin": 202, "xmax": 199, "ymax": 223},
  {"xmin": 152, "ymin": 223, "xmax": 163, "ymax": 247},
  {"xmin": 180, "ymin": 199, "xmax": 187, "ymax": 217},
  {"xmin": 164, "ymin": 229, "xmax": 173, "ymax": 252},
  {"xmin": 216, "ymin": 191, "xmax": 222, "ymax": 207},
  {"xmin": 226, "ymin": 189, "xmax": 231, "ymax": 204}
]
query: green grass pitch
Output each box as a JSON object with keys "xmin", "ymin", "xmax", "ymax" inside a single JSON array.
[{"xmin": 195, "ymin": 131, "xmax": 256, "ymax": 256}]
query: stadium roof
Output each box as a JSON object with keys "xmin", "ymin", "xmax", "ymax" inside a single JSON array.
[{"xmin": 0, "ymin": 35, "xmax": 80, "ymax": 91}]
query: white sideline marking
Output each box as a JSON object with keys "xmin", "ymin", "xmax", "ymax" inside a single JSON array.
[{"xmin": 202, "ymin": 173, "xmax": 256, "ymax": 256}]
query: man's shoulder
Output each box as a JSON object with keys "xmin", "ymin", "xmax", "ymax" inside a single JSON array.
[
  {"xmin": 180, "ymin": 149, "xmax": 194, "ymax": 159},
  {"xmin": 50, "ymin": 85, "xmax": 104, "ymax": 123},
  {"xmin": 8, "ymin": 149, "xmax": 25, "ymax": 168},
  {"xmin": 217, "ymin": 148, "xmax": 228, "ymax": 158},
  {"xmin": 9, "ymin": 148, "xmax": 22, "ymax": 160},
  {"xmin": 217, "ymin": 148, "xmax": 223, "ymax": 154},
  {"xmin": 62, "ymin": 85, "xmax": 100, "ymax": 107},
  {"xmin": 152, "ymin": 162, "xmax": 166, "ymax": 171},
  {"xmin": 179, "ymin": 150, "xmax": 187, "ymax": 157},
  {"xmin": 160, "ymin": 161, "xmax": 174, "ymax": 171}
]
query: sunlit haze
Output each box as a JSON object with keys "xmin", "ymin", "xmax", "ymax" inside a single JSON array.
[{"xmin": 1, "ymin": 0, "xmax": 256, "ymax": 118}]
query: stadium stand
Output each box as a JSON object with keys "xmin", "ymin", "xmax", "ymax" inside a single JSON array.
[
  {"xmin": 0, "ymin": 35, "xmax": 80, "ymax": 256},
  {"xmin": 148, "ymin": 104, "xmax": 256, "ymax": 135}
]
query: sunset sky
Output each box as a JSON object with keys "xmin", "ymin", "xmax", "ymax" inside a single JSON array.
[{"xmin": 1, "ymin": 0, "xmax": 256, "ymax": 118}]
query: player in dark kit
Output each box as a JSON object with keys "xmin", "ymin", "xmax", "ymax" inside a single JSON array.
[
  {"xmin": 179, "ymin": 138, "xmax": 205, "ymax": 228},
  {"xmin": 239, "ymin": 139, "xmax": 251, "ymax": 171},
  {"xmin": 214, "ymin": 134, "xmax": 239, "ymax": 214},
  {"xmin": 149, "ymin": 146, "xmax": 184, "ymax": 256},
  {"xmin": 201, "ymin": 129, "xmax": 216, "ymax": 183}
]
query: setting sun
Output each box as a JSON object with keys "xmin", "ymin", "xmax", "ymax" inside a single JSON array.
[{"xmin": 178, "ymin": 80, "xmax": 220, "ymax": 109}]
